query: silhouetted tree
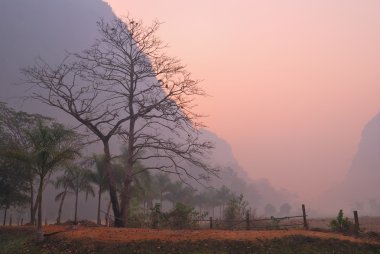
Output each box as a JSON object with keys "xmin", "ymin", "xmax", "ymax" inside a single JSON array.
[
  {"xmin": 64, "ymin": 162, "xmax": 95, "ymax": 224},
  {"xmin": 154, "ymin": 173, "xmax": 172, "ymax": 207},
  {"xmin": 88, "ymin": 154, "xmax": 108, "ymax": 225},
  {"xmin": 0, "ymin": 103, "xmax": 49, "ymax": 224},
  {"xmin": 53, "ymin": 170, "xmax": 74, "ymax": 224},
  {"xmin": 278, "ymin": 203, "xmax": 291, "ymax": 217},
  {"xmin": 224, "ymin": 194, "xmax": 249, "ymax": 229},
  {"xmin": 22, "ymin": 16, "xmax": 216, "ymax": 227},
  {"xmin": 264, "ymin": 203, "xmax": 277, "ymax": 216},
  {"xmin": 11, "ymin": 121, "xmax": 80, "ymax": 240},
  {"xmin": 0, "ymin": 155, "xmax": 29, "ymax": 226},
  {"xmin": 216, "ymin": 185, "xmax": 233, "ymax": 218}
]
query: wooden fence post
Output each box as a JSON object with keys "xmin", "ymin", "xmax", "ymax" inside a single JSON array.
[
  {"xmin": 210, "ymin": 217, "xmax": 213, "ymax": 229},
  {"xmin": 353, "ymin": 210, "xmax": 359, "ymax": 235},
  {"xmin": 246, "ymin": 212, "xmax": 250, "ymax": 230},
  {"xmin": 302, "ymin": 204, "xmax": 308, "ymax": 230}
]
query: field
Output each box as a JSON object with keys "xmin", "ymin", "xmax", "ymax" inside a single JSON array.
[{"xmin": 1, "ymin": 225, "xmax": 380, "ymax": 254}]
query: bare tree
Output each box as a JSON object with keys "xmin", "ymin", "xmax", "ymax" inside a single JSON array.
[{"xmin": 22, "ymin": 17, "xmax": 216, "ymax": 227}]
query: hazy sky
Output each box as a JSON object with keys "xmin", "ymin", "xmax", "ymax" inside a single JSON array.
[{"xmin": 105, "ymin": 0, "xmax": 380, "ymax": 199}]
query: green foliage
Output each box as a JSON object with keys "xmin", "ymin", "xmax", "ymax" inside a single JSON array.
[
  {"xmin": 150, "ymin": 202, "xmax": 206, "ymax": 229},
  {"xmin": 329, "ymin": 209, "xmax": 353, "ymax": 233},
  {"xmin": 166, "ymin": 203, "xmax": 198, "ymax": 229},
  {"xmin": 150, "ymin": 203, "xmax": 164, "ymax": 229},
  {"xmin": 0, "ymin": 159, "xmax": 29, "ymax": 210},
  {"xmin": 224, "ymin": 194, "xmax": 249, "ymax": 229},
  {"xmin": 0, "ymin": 103, "xmax": 47, "ymax": 210}
]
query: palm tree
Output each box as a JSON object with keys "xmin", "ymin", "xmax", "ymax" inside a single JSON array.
[
  {"xmin": 217, "ymin": 185, "xmax": 233, "ymax": 218},
  {"xmin": 164, "ymin": 181, "xmax": 195, "ymax": 208},
  {"xmin": 197, "ymin": 188, "xmax": 220, "ymax": 217},
  {"xmin": 88, "ymin": 154, "xmax": 108, "ymax": 225},
  {"xmin": 131, "ymin": 168, "xmax": 156, "ymax": 219},
  {"xmin": 25, "ymin": 121, "xmax": 79, "ymax": 240},
  {"xmin": 65, "ymin": 163, "xmax": 95, "ymax": 224},
  {"xmin": 53, "ymin": 171, "xmax": 74, "ymax": 224},
  {"xmin": 154, "ymin": 173, "xmax": 172, "ymax": 208}
]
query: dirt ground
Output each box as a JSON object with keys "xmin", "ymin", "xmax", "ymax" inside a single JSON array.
[{"xmin": 43, "ymin": 225, "xmax": 380, "ymax": 245}]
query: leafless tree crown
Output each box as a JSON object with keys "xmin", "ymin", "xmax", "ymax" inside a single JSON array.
[{"xmin": 23, "ymin": 17, "xmax": 216, "ymax": 181}]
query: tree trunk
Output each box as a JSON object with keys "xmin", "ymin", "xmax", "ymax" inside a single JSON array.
[
  {"xmin": 120, "ymin": 118, "xmax": 135, "ymax": 227},
  {"xmin": 120, "ymin": 177, "xmax": 132, "ymax": 227},
  {"xmin": 3, "ymin": 207, "xmax": 7, "ymax": 226},
  {"xmin": 97, "ymin": 186, "xmax": 102, "ymax": 225},
  {"xmin": 147, "ymin": 199, "xmax": 153, "ymax": 211},
  {"xmin": 105, "ymin": 201, "xmax": 111, "ymax": 226},
  {"xmin": 32, "ymin": 190, "xmax": 41, "ymax": 226},
  {"xmin": 74, "ymin": 187, "xmax": 79, "ymax": 224},
  {"xmin": 56, "ymin": 189, "xmax": 67, "ymax": 224},
  {"xmin": 103, "ymin": 140, "xmax": 122, "ymax": 227},
  {"xmin": 36, "ymin": 176, "xmax": 44, "ymax": 241},
  {"xmin": 29, "ymin": 179, "xmax": 35, "ymax": 224}
]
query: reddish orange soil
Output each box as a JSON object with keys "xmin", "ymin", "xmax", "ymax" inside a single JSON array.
[{"xmin": 43, "ymin": 226, "xmax": 380, "ymax": 245}]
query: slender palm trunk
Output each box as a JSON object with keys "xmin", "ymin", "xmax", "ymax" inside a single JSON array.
[
  {"xmin": 29, "ymin": 179, "xmax": 35, "ymax": 224},
  {"xmin": 56, "ymin": 189, "xmax": 67, "ymax": 224},
  {"xmin": 32, "ymin": 190, "xmax": 41, "ymax": 225},
  {"xmin": 97, "ymin": 186, "xmax": 102, "ymax": 225},
  {"xmin": 105, "ymin": 201, "xmax": 111, "ymax": 226},
  {"xmin": 3, "ymin": 207, "xmax": 7, "ymax": 226},
  {"xmin": 36, "ymin": 176, "xmax": 44, "ymax": 241},
  {"xmin": 74, "ymin": 187, "xmax": 79, "ymax": 224}
]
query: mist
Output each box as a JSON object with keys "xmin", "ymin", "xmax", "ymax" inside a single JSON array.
[{"xmin": 0, "ymin": 0, "xmax": 380, "ymax": 224}]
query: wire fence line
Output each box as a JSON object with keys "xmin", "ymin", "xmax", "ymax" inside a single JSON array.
[{"xmin": 98, "ymin": 205, "xmax": 309, "ymax": 230}]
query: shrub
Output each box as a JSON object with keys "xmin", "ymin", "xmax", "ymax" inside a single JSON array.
[
  {"xmin": 166, "ymin": 203, "xmax": 201, "ymax": 229},
  {"xmin": 224, "ymin": 194, "xmax": 249, "ymax": 229},
  {"xmin": 150, "ymin": 203, "xmax": 164, "ymax": 229},
  {"xmin": 329, "ymin": 209, "xmax": 353, "ymax": 233},
  {"xmin": 150, "ymin": 202, "xmax": 206, "ymax": 229}
]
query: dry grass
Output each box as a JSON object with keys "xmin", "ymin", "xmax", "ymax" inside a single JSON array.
[{"xmin": 43, "ymin": 225, "xmax": 380, "ymax": 245}]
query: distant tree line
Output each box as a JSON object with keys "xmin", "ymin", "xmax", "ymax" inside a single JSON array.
[{"xmin": 0, "ymin": 103, "xmax": 247, "ymax": 234}]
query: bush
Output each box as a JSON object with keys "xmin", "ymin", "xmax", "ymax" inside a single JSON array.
[
  {"xmin": 166, "ymin": 203, "xmax": 203, "ymax": 229},
  {"xmin": 224, "ymin": 194, "xmax": 249, "ymax": 229},
  {"xmin": 150, "ymin": 203, "xmax": 164, "ymax": 229},
  {"xmin": 329, "ymin": 209, "xmax": 353, "ymax": 233},
  {"xmin": 150, "ymin": 202, "xmax": 206, "ymax": 229}
]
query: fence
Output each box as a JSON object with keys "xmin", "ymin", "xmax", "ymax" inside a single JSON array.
[
  {"xmin": 3, "ymin": 204, "xmax": 367, "ymax": 234},
  {"xmin": 193, "ymin": 204, "xmax": 309, "ymax": 230}
]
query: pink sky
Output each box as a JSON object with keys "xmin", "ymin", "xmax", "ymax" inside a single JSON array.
[{"xmin": 105, "ymin": 0, "xmax": 380, "ymax": 199}]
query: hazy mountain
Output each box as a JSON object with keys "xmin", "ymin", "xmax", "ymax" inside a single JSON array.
[
  {"xmin": 313, "ymin": 112, "xmax": 380, "ymax": 216},
  {"xmin": 0, "ymin": 0, "xmax": 293, "ymax": 221},
  {"xmin": 342, "ymin": 112, "xmax": 380, "ymax": 214},
  {"xmin": 0, "ymin": 0, "xmax": 115, "ymax": 112},
  {"xmin": 201, "ymin": 129, "xmax": 296, "ymax": 214}
]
